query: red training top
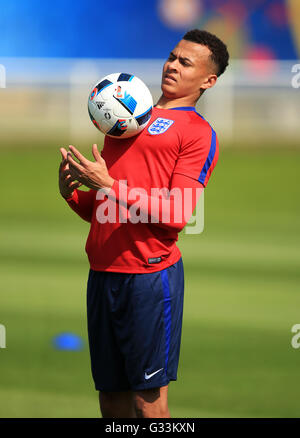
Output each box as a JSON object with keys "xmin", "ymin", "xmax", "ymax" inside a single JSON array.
[{"xmin": 66, "ymin": 106, "xmax": 219, "ymax": 273}]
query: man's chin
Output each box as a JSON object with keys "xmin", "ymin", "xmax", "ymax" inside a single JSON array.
[{"xmin": 161, "ymin": 85, "xmax": 178, "ymax": 99}]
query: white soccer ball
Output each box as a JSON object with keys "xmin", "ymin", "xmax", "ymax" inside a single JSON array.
[{"xmin": 88, "ymin": 73, "xmax": 153, "ymax": 139}]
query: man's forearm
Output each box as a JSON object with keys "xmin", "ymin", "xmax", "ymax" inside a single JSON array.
[{"xmin": 104, "ymin": 175, "xmax": 203, "ymax": 232}]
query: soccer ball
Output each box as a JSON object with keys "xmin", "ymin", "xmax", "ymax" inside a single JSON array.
[{"xmin": 88, "ymin": 73, "xmax": 153, "ymax": 139}]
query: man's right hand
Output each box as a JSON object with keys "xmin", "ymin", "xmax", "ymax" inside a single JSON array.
[{"xmin": 59, "ymin": 147, "xmax": 82, "ymax": 199}]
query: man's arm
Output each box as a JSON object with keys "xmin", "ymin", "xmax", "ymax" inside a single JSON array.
[
  {"xmin": 107, "ymin": 174, "xmax": 203, "ymax": 233},
  {"xmin": 65, "ymin": 144, "xmax": 203, "ymax": 232}
]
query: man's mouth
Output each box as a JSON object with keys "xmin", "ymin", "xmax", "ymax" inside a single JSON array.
[{"xmin": 163, "ymin": 74, "xmax": 177, "ymax": 83}]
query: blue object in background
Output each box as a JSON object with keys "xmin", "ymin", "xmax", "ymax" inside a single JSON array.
[
  {"xmin": 52, "ymin": 333, "xmax": 85, "ymax": 351},
  {"xmin": 0, "ymin": 0, "xmax": 298, "ymax": 60},
  {"xmin": 0, "ymin": 0, "xmax": 183, "ymax": 58}
]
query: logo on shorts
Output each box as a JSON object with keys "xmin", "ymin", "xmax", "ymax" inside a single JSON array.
[
  {"xmin": 144, "ymin": 368, "xmax": 164, "ymax": 380},
  {"xmin": 148, "ymin": 118, "xmax": 174, "ymax": 135}
]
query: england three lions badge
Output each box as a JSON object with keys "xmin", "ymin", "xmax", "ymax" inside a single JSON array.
[{"xmin": 148, "ymin": 118, "xmax": 174, "ymax": 135}]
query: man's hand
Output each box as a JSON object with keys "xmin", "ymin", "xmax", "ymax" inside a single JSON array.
[
  {"xmin": 66, "ymin": 144, "xmax": 115, "ymax": 191},
  {"xmin": 59, "ymin": 148, "xmax": 82, "ymax": 199}
]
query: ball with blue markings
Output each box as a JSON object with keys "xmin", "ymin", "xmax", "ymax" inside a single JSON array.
[{"xmin": 88, "ymin": 72, "xmax": 153, "ymax": 139}]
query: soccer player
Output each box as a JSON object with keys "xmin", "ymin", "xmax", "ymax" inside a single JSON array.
[{"xmin": 58, "ymin": 29, "xmax": 229, "ymax": 418}]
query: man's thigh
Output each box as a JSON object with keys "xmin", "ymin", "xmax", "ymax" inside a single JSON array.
[
  {"xmin": 87, "ymin": 269, "xmax": 131, "ymax": 391},
  {"xmin": 115, "ymin": 258, "xmax": 185, "ymax": 391}
]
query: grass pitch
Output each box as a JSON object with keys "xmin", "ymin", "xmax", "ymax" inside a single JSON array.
[{"xmin": 0, "ymin": 145, "xmax": 300, "ymax": 417}]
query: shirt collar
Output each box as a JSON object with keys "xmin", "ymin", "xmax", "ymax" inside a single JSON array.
[{"xmin": 169, "ymin": 106, "xmax": 195, "ymax": 111}]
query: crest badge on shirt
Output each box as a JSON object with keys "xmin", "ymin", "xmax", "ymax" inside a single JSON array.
[{"xmin": 147, "ymin": 118, "xmax": 175, "ymax": 135}]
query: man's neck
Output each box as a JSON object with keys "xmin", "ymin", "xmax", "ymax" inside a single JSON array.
[{"xmin": 155, "ymin": 94, "xmax": 198, "ymax": 109}]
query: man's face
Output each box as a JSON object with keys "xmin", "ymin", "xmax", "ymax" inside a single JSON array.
[{"xmin": 161, "ymin": 39, "xmax": 217, "ymax": 100}]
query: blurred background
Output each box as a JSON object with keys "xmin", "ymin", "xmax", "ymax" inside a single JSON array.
[{"xmin": 0, "ymin": 0, "xmax": 300, "ymax": 418}]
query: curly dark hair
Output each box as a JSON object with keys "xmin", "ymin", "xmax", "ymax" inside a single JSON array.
[{"xmin": 183, "ymin": 29, "xmax": 229, "ymax": 77}]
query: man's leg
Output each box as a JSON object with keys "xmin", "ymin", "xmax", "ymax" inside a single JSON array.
[
  {"xmin": 87, "ymin": 271, "xmax": 135, "ymax": 417},
  {"xmin": 134, "ymin": 385, "xmax": 170, "ymax": 418},
  {"xmin": 99, "ymin": 390, "xmax": 137, "ymax": 418}
]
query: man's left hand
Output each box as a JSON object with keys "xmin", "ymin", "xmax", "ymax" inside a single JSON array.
[{"xmin": 66, "ymin": 144, "xmax": 115, "ymax": 191}]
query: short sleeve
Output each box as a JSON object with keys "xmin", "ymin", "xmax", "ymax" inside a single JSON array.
[{"xmin": 173, "ymin": 122, "xmax": 219, "ymax": 188}]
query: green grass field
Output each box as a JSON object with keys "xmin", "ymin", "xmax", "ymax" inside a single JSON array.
[{"xmin": 0, "ymin": 145, "xmax": 300, "ymax": 417}]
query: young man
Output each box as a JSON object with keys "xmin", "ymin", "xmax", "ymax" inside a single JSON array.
[{"xmin": 59, "ymin": 29, "xmax": 229, "ymax": 418}]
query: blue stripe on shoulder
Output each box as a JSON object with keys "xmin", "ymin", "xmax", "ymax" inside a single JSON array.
[
  {"xmin": 194, "ymin": 110, "xmax": 205, "ymax": 120},
  {"xmin": 198, "ymin": 127, "xmax": 217, "ymax": 185}
]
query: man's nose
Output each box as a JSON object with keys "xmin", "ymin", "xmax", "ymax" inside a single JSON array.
[{"xmin": 167, "ymin": 59, "xmax": 179, "ymax": 71}]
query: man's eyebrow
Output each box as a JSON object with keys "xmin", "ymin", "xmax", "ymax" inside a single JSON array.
[{"xmin": 168, "ymin": 52, "xmax": 194, "ymax": 63}]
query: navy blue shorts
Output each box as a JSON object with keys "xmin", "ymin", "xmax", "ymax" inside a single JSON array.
[{"xmin": 86, "ymin": 258, "xmax": 184, "ymax": 392}]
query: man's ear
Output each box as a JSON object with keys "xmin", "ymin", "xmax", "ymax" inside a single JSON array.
[{"xmin": 201, "ymin": 74, "xmax": 217, "ymax": 91}]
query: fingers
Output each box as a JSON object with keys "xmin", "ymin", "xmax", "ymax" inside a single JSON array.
[
  {"xmin": 60, "ymin": 147, "xmax": 68, "ymax": 160},
  {"xmin": 69, "ymin": 180, "xmax": 82, "ymax": 189},
  {"xmin": 59, "ymin": 160, "xmax": 69, "ymax": 175},
  {"xmin": 59, "ymin": 148, "xmax": 70, "ymax": 175},
  {"xmin": 61, "ymin": 173, "xmax": 82, "ymax": 189},
  {"xmin": 59, "ymin": 167, "xmax": 80, "ymax": 189},
  {"xmin": 67, "ymin": 151, "xmax": 84, "ymax": 172},
  {"xmin": 60, "ymin": 169, "xmax": 72, "ymax": 181},
  {"xmin": 68, "ymin": 164, "xmax": 80, "ymax": 181},
  {"xmin": 92, "ymin": 144, "xmax": 103, "ymax": 162},
  {"xmin": 62, "ymin": 144, "xmax": 104, "ymax": 170},
  {"xmin": 59, "ymin": 147, "xmax": 84, "ymax": 193},
  {"xmin": 69, "ymin": 145, "xmax": 89, "ymax": 165},
  {"xmin": 61, "ymin": 168, "xmax": 70, "ymax": 178}
]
